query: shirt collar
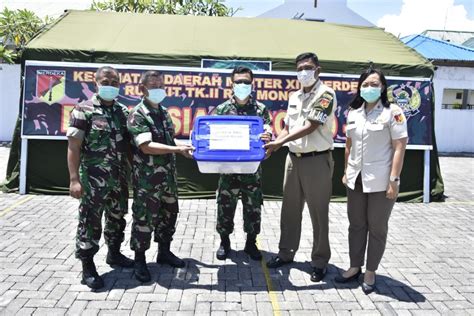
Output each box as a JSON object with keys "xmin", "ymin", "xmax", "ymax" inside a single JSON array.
[
  {"xmin": 296, "ymin": 79, "xmax": 321, "ymax": 99},
  {"xmin": 92, "ymin": 94, "xmax": 118, "ymax": 110},
  {"xmin": 141, "ymin": 98, "xmax": 162, "ymax": 115},
  {"xmin": 364, "ymin": 100, "xmax": 384, "ymax": 115},
  {"xmin": 231, "ymin": 95, "xmax": 256, "ymax": 108}
]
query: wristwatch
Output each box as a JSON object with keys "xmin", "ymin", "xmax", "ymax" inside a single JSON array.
[{"xmin": 390, "ymin": 175, "xmax": 400, "ymax": 184}]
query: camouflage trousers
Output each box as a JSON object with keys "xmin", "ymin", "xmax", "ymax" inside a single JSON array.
[
  {"xmin": 130, "ymin": 168, "xmax": 179, "ymax": 252},
  {"xmin": 75, "ymin": 166, "xmax": 128, "ymax": 260},
  {"xmin": 216, "ymin": 172, "xmax": 263, "ymax": 236}
]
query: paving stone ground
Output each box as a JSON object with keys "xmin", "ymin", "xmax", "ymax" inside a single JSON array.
[{"xmin": 0, "ymin": 146, "xmax": 473, "ymax": 315}]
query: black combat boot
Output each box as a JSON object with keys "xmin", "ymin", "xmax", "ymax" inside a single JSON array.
[
  {"xmin": 244, "ymin": 234, "xmax": 262, "ymax": 261},
  {"xmin": 106, "ymin": 244, "xmax": 134, "ymax": 268},
  {"xmin": 216, "ymin": 234, "xmax": 231, "ymax": 260},
  {"xmin": 81, "ymin": 257, "xmax": 104, "ymax": 289},
  {"xmin": 156, "ymin": 242, "xmax": 185, "ymax": 268},
  {"xmin": 134, "ymin": 251, "xmax": 151, "ymax": 283}
]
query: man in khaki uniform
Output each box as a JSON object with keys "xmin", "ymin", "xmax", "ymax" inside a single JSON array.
[{"xmin": 264, "ymin": 52, "xmax": 336, "ymax": 282}]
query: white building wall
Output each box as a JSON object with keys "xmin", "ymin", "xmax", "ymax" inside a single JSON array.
[
  {"xmin": 433, "ymin": 66, "xmax": 474, "ymax": 153},
  {"xmin": 0, "ymin": 64, "xmax": 21, "ymax": 141}
]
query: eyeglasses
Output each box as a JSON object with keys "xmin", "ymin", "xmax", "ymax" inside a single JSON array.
[{"xmin": 234, "ymin": 80, "xmax": 252, "ymax": 85}]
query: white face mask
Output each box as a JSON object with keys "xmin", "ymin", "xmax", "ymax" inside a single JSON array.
[
  {"xmin": 297, "ymin": 69, "xmax": 317, "ymax": 87},
  {"xmin": 147, "ymin": 88, "xmax": 167, "ymax": 104},
  {"xmin": 97, "ymin": 85, "xmax": 120, "ymax": 101},
  {"xmin": 233, "ymin": 83, "xmax": 252, "ymax": 100}
]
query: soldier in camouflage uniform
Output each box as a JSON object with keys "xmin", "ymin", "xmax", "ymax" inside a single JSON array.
[
  {"xmin": 214, "ymin": 66, "xmax": 272, "ymax": 261},
  {"xmin": 127, "ymin": 70, "xmax": 193, "ymax": 283},
  {"xmin": 67, "ymin": 66, "xmax": 133, "ymax": 290}
]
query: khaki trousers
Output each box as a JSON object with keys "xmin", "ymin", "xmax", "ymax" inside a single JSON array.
[
  {"xmin": 278, "ymin": 152, "xmax": 334, "ymax": 269},
  {"xmin": 346, "ymin": 175, "xmax": 395, "ymax": 271}
]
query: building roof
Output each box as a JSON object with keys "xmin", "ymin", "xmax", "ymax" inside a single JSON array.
[
  {"xmin": 421, "ymin": 30, "xmax": 474, "ymax": 48},
  {"xmin": 463, "ymin": 37, "xmax": 474, "ymax": 49},
  {"xmin": 402, "ymin": 34, "xmax": 474, "ymax": 62},
  {"xmin": 258, "ymin": 0, "xmax": 373, "ymax": 27}
]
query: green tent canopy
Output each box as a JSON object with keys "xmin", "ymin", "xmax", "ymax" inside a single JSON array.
[
  {"xmin": 3, "ymin": 10, "xmax": 444, "ymax": 201},
  {"xmin": 24, "ymin": 10, "xmax": 433, "ymax": 76}
]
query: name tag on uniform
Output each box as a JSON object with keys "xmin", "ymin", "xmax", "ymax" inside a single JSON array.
[
  {"xmin": 289, "ymin": 104, "xmax": 297, "ymax": 108},
  {"xmin": 367, "ymin": 123, "xmax": 384, "ymax": 131}
]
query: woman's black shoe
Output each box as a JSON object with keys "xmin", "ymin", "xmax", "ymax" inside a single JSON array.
[
  {"xmin": 362, "ymin": 281, "xmax": 375, "ymax": 294},
  {"xmin": 334, "ymin": 269, "xmax": 361, "ymax": 283}
]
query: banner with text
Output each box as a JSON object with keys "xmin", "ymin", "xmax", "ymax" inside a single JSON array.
[{"xmin": 22, "ymin": 61, "xmax": 433, "ymax": 146}]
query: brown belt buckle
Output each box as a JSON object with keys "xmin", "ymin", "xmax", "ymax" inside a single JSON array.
[{"xmin": 295, "ymin": 152, "xmax": 302, "ymax": 157}]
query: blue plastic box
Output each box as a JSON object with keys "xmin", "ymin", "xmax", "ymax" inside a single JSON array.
[{"xmin": 191, "ymin": 115, "xmax": 265, "ymax": 174}]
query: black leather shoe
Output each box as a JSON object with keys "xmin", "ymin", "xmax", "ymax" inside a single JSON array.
[
  {"xmin": 266, "ymin": 256, "xmax": 293, "ymax": 268},
  {"xmin": 244, "ymin": 235, "xmax": 262, "ymax": 261},
  {"xmin": 157, "ymin": 242, "xmax": 185, "ymax": 268},
  {"xmin": 310, "ymin": 267, "xmax": 327, "ymax": 282},
  {"xmin": 134, "ymin": 252, "xmax": 151, "ymax": 283},
  {"xmin": 334, "ymin": 269, "xmax": 361, "ymax": 283},
  {"xmin": 216, "ymin": 235, "xmax": 231, "ymax": 260},
  {"xmin": 362, "ymin": 281, "xmax": 375, "ymax": 294},
  {"xmin": 81, "ymin": 258, "xmax": 104, "ymax": 289},
  {"xmin": 106, "ymin": 245, "xmax": 134, "ymax": 268}
]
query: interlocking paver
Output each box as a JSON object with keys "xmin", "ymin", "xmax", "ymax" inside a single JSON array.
[
  {"xmin": 149, "ymin": 302, "xmax": 180, "ymax": 311},
  {"xmin": 0, "ymin": 149, "xmax": 473, "ymax": 315},
  {"xmin": 16, "ymin": 307, "xmax": 36, "ymax": 316},
  {"xmin": 178, "ymin": 297, "xmax": 196, "ymax": 311},
  {"xmin": 32, "ymin": 307, "xmax": 67, "ymax": 315},
  {"xmin": 24, "ymin": 299, "xmax": 57, "ymax": 308},
  {"xmin": 2, "ymin": 298, "xmax": 28, "ymax": 315},
  {"xmin": 98, "ymin": 310, "xmax": 130, "ymax": 316}
]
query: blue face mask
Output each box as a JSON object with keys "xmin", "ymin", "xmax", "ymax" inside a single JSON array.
[
  {"xmin": 147, "ymin": 88, "xmax": 167, "ymax": 104},
  {"xmin": 97, "ymin": 85, "xmax": 120, "ymax": 101},
  {"xmin": 233, "ymin": 83, "xmax": 252, "ymax": 100},
  {"xmin": 360, "ymin": 87, "xmax": 382, "ymax": 103}
]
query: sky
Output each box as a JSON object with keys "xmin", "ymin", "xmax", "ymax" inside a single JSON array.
[{"xmin": 1, "ymin": 0, "xmax": 473, "ymax": 37}]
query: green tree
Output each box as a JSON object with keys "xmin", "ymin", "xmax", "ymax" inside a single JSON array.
[
  {"xmin": 91, "ymin": 0, "xmax": 239, "ymax": 16},
  {"xmin": 0, "ymin": 44, "xmax": 17, "ymax": 64},
  {"xmin": 0, "ymin": 8, "xmax": 55, "ymax": 49}
]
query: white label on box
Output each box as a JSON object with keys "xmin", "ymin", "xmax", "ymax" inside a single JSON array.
[{"xmin": 209, "ymin": 124, "xmax": 250, "ymax": 150}]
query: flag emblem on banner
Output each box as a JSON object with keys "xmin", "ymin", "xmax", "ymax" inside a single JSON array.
[{"xmin": 36, "ymin": 70, "xmax": 66, "ymax": 105}]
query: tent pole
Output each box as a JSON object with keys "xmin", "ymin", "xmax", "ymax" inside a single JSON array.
[
  {"xmin": 19, "ymin": 138, "xmax": 28, "ymax": 195},
  {"xmin": 423, "ymin": 149, "xmax": 430, "ymax": 203}
]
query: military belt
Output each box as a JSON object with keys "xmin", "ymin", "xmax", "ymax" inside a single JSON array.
[{"xmin": 289, "ymin": 149, "xmax": 330, "ymax": 158}]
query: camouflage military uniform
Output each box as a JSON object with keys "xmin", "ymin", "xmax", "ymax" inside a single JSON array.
[
  {"xmin": 67, "ymin": 94, "xmax": 130, "ymax": 260},
  {"xmin": 127, "ymin": 100, "xmax": 179, "ymax": 252},
  {"xmin": 214, "ymin": 97, "xmax": 272, "ymax": 236}
]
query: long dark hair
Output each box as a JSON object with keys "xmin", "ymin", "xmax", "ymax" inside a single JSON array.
[{"xmin": 349, "ymin": 68, "xmax": 390, "ymax": 109}]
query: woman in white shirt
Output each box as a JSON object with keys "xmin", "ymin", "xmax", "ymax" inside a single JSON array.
[{"xmin": 335, "ymin": 68, "xmax": 408, "ymax": 294}]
